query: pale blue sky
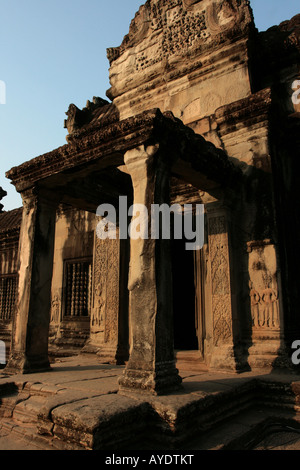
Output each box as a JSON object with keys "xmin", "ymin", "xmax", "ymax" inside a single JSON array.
[{"xmin": 0, "ymin": 0, "xmax": 299, "ymax": 211}]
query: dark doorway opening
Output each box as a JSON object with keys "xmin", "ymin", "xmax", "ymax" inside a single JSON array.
[{"xmin": 171, "ymin": 237, "xmax": 198, "ymax": 351}]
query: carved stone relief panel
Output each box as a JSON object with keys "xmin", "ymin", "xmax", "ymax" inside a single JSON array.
[
  {"xmin": 50, "ymin": 294, "xmax": 61, "ymax": 324},
  {"xmin": 104, "ymin": 238, "xmax": 120, "ymax": 344},
  {"xmin": 91, "ymin": 235, "xmax": 120, "ymax": 345},
  {"xmin": 248, "ymin": 243, "xmax": 280, "ymax": 331},
  {"xmin": 91, "ymin": 237, "xmax": 107, "ymax": 331},
  {"xmin": 205, "ymin": 1, "xmax": 247, "ymax": 35},
  {"xmin": 208, "ymin": 215, "xmax": 233, "ymax": 346},
  {"xmin": 130, "ymin": 2, "xmax": 209, "ymax": 76}
]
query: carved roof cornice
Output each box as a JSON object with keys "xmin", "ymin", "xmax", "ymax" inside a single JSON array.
[
  {"xmin": 6, "ymin": 109, "xmax": 165, "ymax": 191},
  {"xmin": 0, "ymin": 207, "xmax": 22, "ymax": 243},
  {"xmin": 215, "ymin": 88, "xmax": 272, "ymax": 136},
  {"xmin": 6, "ymin": 108, "xmax": 240, "ymax": 194}
]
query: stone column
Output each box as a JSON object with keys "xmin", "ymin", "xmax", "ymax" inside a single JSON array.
[
  {"xmin": 5, "ymin": 189, "xmax": 58, "ymax": 374},
  {"xmin": 118, "ymin": 145, "xmax": 182, "ymax": 396}
]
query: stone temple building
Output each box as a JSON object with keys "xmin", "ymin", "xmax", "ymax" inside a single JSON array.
[{"xmin": 0, "ymin": 0, "xmax": 300, "ymax": 397}]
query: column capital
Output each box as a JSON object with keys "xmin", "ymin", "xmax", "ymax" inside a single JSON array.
[
  {"xmin": 20, "ymin": 186, "xmax": 61, "ymax": 211},
  {"xmin": 124, "ymin": 144, "xmax": 160, "ymax": 165}
]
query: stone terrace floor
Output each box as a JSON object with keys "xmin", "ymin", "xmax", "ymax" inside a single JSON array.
[{"xmin": 1, "ymin": 354, "xmax": 300, "ymax": 451}]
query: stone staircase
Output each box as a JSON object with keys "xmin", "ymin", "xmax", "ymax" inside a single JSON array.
[
  {"xmin": 0, "ymin": 380, "xmax": 81, "ymax": 450},
  {"xmin": 49, "ymin": 327, "xmax": 90, "ymax": 359},
  {"xmin": 0, "ymin": 381, "xmax": 151, "ymax": 450},
  {"xmin": 1, "ymin": 361, "xmax": 300, "ymax": 450},
  {"xmin": 175, "ymin": 350, "xmax": 208, "ymax": 373}
]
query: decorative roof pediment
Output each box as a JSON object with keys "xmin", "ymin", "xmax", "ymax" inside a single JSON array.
[
  {"xmin": 107, "ymin": 0, "xmax": 253, "ymax": 66},
  {"xmin": 106, "ymin": 0, "xmax": 254, "ymax": 120}
]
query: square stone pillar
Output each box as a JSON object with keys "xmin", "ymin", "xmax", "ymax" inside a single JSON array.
[
  {"xmin": 118, "ymin": 145, "xmax": 182, "ymax": 396},
  {"xmin": 5, "ymin": 189, "xmax": 57, "ymax": 374},
  {"xmin": 207, "ymin": 207, "xmax": 244, "ymax": 371}
]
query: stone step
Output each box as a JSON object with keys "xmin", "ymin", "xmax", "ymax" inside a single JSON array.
[
  {"xmin": 38, "ymin": 379, "xmax": 259, "ymax": 450},
  {"xmin": 175, "ymin": 350, "xmax": 208, "ymax": 373},
  {"xmin": 12, "ymin": 395, "xmax": 48, "ymax": 425},
  {"xmin": 49, "ymin": 347, "xmax": 80, "ymax": 359},
  {"xmin": 0, "ymin": 417, "xmax": 77, "ymax": 450},
  {"xmin": 1, "ymin": 367, "xmax": 300, "ymax": 450},
  {"xmin": 50, "ymin": 329, "xmax": 90, "ymax": 351},
  {"xmin": 0, "ymin": 391, "xmax": 30, "ymax": 419},
  {"xmin": 0, "ymin": 381, "xmax": 83, "ymax": 449},
  {"xmin": 182, "ymin": 407, "xmax": 300, "ymax": 450},
  {"xmin": 53, "ymin": 338, "xmax": 87, "ymax": 348},
  {"xmin": 0, "ymin": 378, "xmax": 64, "ymax": 422},
  {"xmin": 175, "ymin": 350, "xmax": 203, "ymax": 361},
  {"xmin": 2, "ymin": 403, "xmax": 300, "ymax": 451}
]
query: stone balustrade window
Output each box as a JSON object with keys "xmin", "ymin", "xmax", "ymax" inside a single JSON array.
[
  {"xmin": 64, "ymin": 258, "xmax": 92, "ymax": 317},
  {"xmin": 0, "ymin": 275, "xmax": 17, "ymax": 321}
]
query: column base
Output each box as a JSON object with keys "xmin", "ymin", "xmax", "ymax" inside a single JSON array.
[
  {"xmin": 247, "ymin": 332, "xmax": 291, "ymax": 371},
  {"xmin": 5, "ymin": 352, "xmax": 51, "ymax": 375},
  {"xmin": 81, "ymin": 341, "xmax": 129, "ymax": 365},
  {"xmin": 209, "ymin": 344, "xmax": 250, "ymax": 373},
  {"xmin": 118, "ymin": 361, "xmax": 183, "ymax": 396}
]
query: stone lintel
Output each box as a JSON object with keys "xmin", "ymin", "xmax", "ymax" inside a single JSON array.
[{"xmin": 5, "ymin": 109, "xmax": 166, "ymax": 193}]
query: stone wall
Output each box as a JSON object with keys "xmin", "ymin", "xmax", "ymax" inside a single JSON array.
[
  {"xmin": 49, "ymin": 205, "xmax": 95, "ymax": 354},
  {"xmin": 0, "ymin": 204, "xmax": 127, "ymax": 363},
  {"xmin": 0, "ymin": 208, "xmax": 22, "ymax": 354}
]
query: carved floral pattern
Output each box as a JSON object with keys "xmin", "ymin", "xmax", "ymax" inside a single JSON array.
[
  {"xmin": 92, "ymin": 236, "xmax": 120, "ymax": 344},
  {"xmin": 208, "ymin": 216, "xmax": 233, "ymax": 346}
]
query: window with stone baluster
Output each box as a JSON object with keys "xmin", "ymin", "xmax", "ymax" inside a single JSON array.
[
  {"xmin": 63, "ymin": 258, "xmax": 93, "ymax": 318},
  {"xmin": 0, "ymin": 274, "xmax": 18, "ymax": 322}
]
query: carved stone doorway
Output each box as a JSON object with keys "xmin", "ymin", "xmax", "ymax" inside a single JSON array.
[
  {"xmin": 172, "ymin": 237, "xmax": 198, "ymax": 352},
  {"xmin": 171, "ymin": 235, "xmax": 206, "ymax": 367}
]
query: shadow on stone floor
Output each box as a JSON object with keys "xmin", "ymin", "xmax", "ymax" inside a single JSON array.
[{"xmin": 1, "ymin": 355, "xmax": 300, "ymax": 450}]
